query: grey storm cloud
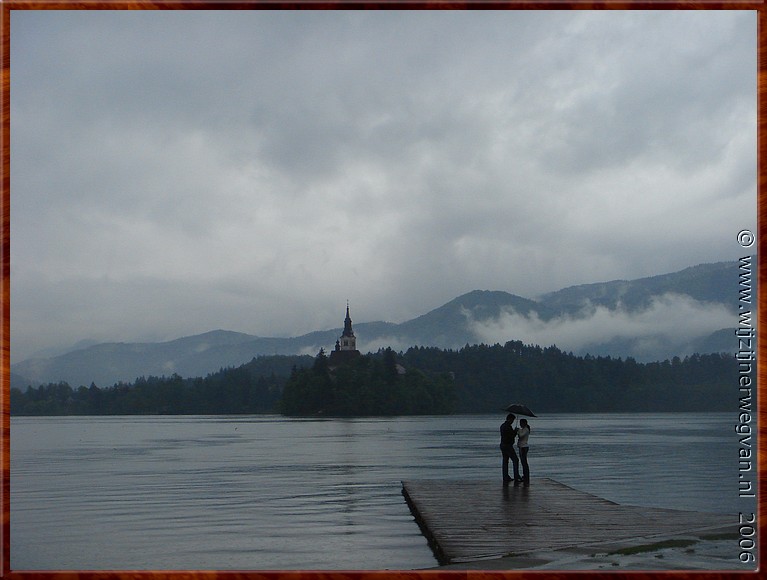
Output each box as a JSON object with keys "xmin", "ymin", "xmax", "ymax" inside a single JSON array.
[{"xmin": 9, "ymin": 9, "xmax": 756, "ymax": 362}]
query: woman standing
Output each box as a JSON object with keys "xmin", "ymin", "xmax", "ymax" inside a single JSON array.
[{"xmin": 517, "ymin": 418, "xmax": 531, "ymax": 484}]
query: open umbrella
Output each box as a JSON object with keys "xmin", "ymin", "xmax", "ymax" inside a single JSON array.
[{"xmin": 503, "ymin": 403, "xmax": 536, "ymax": 417}]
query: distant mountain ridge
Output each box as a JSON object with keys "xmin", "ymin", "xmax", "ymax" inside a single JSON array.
[
  {"xmin": 12, "ymin": 259, "xmax": 750, "ymax": 388},
  {"xmin": 539, "ymin": 260, "xmax": 739, "ymax": 314}
]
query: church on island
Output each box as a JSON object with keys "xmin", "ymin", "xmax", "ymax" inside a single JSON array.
[{"xmin": 327, "ymin": 302, "xmax": 362, "ymax": 368}]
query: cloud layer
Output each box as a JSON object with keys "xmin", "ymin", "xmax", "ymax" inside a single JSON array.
[{"xmin": 468, "ymin": 294, "xmax": 735, "ymax": 359}]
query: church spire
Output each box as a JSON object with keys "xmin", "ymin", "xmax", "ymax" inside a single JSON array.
[
  {"xmin": 336, "ymin": 300, "xmax": 356, "ymax": 351},
  {"xmin": 329, "ymin": 300, "xmax": 361, "ymax": 366},
  {"xmin": 341, "ymin": 300, "xmax": 354, "ymax": 338},
  {"xmin": 342, "ymin": 300, "xmax": 354, "ymax": 338}
]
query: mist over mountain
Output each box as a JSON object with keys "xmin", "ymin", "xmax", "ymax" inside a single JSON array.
[{"xmin": 12, "ymin": 259, "xmax": 749, "ymax": 388}]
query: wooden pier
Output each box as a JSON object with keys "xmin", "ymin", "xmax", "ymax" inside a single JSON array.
[{"xmin": 402, "ymin": 478, "xmax": 734, "ymax": 566}]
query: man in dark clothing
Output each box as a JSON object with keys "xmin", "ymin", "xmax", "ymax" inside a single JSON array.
[{"xmin": 500, "ymin": 413, "xmax": 522, "ymax": 484}]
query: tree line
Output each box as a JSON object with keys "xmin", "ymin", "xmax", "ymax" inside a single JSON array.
[
  {"xmin": 10, "ymin": 341, "xmax": 740, "ymax": 416},
  {"xmin": 403, "ymin": 341, "xmax": 739, "ymax": 413},
  {"xmin": 9, "ymin": 355, "xmax": 309, "ymax": 416}
]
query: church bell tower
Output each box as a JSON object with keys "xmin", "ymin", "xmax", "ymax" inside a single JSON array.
[
  {"xmin": 338, "ymin": 301, "xmax": 357, "ymax": 351},
  {"xmin": 329, "ymin": 301, "xmax": 361, "ymax": 367}
]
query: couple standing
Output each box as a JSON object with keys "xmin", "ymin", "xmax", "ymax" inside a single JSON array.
[{"xmin": 500, "ymin": 413, "xmax": 530, "ymax": 485}]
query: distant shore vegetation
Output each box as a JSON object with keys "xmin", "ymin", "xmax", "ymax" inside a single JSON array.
[{"xmin": 10, "ymin": 341, "xmax": 739, "ymax": 416}]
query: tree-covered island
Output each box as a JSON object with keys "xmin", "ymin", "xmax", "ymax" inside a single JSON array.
[{"xmin": 279, "ymin": 347, "xmax": 455, "ymax": 416}]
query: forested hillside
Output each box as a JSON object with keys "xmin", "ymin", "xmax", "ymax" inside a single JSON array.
[
  {"xmin": 10, "ymin": 342, "xmax": 738, "ymax": 416},
  {"xmin": 400, "ymin": 341, "xmax": 736, "ymax": 413}
]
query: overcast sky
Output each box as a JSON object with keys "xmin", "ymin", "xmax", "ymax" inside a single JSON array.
[{"xmin": 10, "ymin": 10, "xmax": 756, "ymax": 363}]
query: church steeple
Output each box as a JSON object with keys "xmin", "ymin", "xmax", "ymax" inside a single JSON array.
[
  {"xmin": 342, "ymin": 300, "xmax": 355, "ymax": 339},
  {"xmin": 329, "ymin": 301, "xmax": 361, "ymax": 367},
  {"xmin": 338, "ymin": 301, "xmax": 356, "ymax": 351}
]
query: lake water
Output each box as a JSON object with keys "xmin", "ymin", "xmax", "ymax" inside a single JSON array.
[{"xmin": 10, "ymin": 413, "xmax": 751, "ymax": 570}]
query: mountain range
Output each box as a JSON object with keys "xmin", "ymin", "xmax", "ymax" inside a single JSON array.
[{"xmin": 11, "ymin": 258, "xmax": 751, "ymax": 389}]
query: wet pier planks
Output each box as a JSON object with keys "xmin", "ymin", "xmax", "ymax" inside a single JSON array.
[{"xmin": 401, "ymin": 478, "xmax": 730, "ymax": 565}]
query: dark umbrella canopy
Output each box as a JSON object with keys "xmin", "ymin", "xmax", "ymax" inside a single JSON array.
[{"xmin": 503, "ymin": 403, "xmax": 536, "ymax": 417}]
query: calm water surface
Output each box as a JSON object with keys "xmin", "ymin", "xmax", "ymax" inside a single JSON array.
[{"xmin": 11, "ymin": 413, "xmax": 747, "ymax": 570}]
